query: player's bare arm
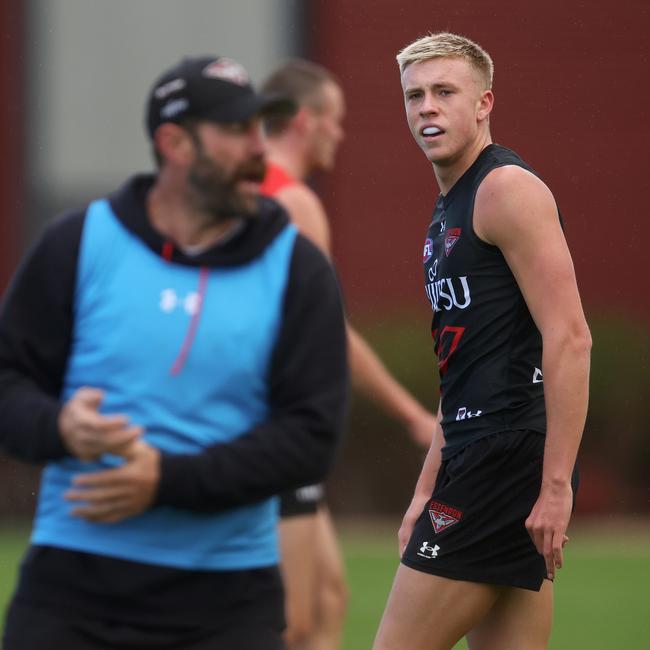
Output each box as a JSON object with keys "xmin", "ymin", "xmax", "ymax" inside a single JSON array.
[
  {"xmin": 398, "ymin": 403, "xmax": 443, "ymax": 554},
  {"xmin": 275, "ymin": 183, "xmax": 332, "ymax": 254},
  {"xmin": 474, "ymin": 165, "xmax": 592, "ymax": 579},
  {"xmin": 347, "ymin": 330, "xmax": 437, "ymax": 448},
  {"xmin": 275, "ymin": 182, "xmax": 435, "ymax": 449}
]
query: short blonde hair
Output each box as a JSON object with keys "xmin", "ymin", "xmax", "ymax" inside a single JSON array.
[{"xmin": 396, "ymin": 32, "xmax": 494, "ymax": 90}]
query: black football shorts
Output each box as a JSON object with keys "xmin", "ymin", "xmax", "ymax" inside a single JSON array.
[
  {"xmin": 279, "ymin": 483, "xmax": 325, "ymax": 518},
  {"xmin": 401, "ymin": 429, "xmax": 579, "ymax": 591},
  {"xmin": 3, "ymin": 595, "xmax": 286, "ymax": 650}
]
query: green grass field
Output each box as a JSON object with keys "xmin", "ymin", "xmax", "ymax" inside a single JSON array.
[
  {"xmin": 1, "ymin": 519, "xmax": 649, "ymax": 649},
  {"xmin": 342, "ymin": 520, "xmax": 650, "ymax": 649}
]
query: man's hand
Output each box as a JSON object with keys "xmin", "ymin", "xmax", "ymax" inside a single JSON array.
[
  {"xmin": 398, "ymin": 492, "xmax": 429, "ymax": 557},
  {"xmin": 59, "ymin": 387, "xmax": 143, "ymax": 461},
  {"xmin": 525, "ymin": 481, "xmax": 572, "ymax": 580},
  {"xmin": 65, "ymin": 440, "xmax": 161, "ymax": 523}
]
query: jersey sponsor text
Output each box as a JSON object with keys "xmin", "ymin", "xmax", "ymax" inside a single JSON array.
[{"xmin": 425, "ymin": 276, "xmax": 472, "ymax": 312}]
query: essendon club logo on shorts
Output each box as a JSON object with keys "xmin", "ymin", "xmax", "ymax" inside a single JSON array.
[
  {"xmin": 444, "ymin": 228, "xmax": 461, "ymax": 256},
  {"xmin": 429, "ymin": 500, "xmax": 463, "ymax": 534}
]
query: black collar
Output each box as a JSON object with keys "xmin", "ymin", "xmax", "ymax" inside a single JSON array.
[{"xmin": 108, "ymin": 174, "xmax": 290, "ymax": 268}]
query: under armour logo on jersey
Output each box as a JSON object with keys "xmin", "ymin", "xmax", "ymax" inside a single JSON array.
[
  {"xmin": 444, "ymin": 228, "xmax": 461, "ymax": 256},
  {"xmin": 456, "ymin": 406, "xmax": 482, "ymax": 420},
  {"xmin": 533, "ymin": 367, "xmax": 543, "ymax": 383},
  {"xmin": 417, "ymin": 542, "xmax": 440, "ymax": 559},
  {"xmin": 160, "ymin": 289, "xmax": 201, "ymax": 315}
]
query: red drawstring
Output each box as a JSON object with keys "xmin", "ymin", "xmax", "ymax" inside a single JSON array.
[
  {"xmin": 170, "ymin": 267, "xmax": 209, "ymax": 375},
  {"xmin": 162, "ymin": 240, "xmax": 174, "ymax": 262}
]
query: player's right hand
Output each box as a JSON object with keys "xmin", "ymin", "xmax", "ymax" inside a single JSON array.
[
  {"xmin": 58, "ymin": 387, "xmax": 143, "ymax": 461},
  {"xmin": 525, "ymin": 481, "xmax": 573, "ymax": 580},
  {"xmin": 398, "ymin": 493, "xmax": 429, "ymax": 557}
]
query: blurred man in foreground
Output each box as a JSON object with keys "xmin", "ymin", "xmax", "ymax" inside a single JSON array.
[
  {"xmin": 261, "ymin": 59, "xmax": 437, "ymax": 650},
  {"xmin": 0, "ymin": 55, "xmax": 349, "ymax": 650}
]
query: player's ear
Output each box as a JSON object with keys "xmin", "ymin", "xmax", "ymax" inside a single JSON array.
[
  {"xmin": 293, "ymin": 107, "xmax": 314, "ymax": 133},
  {"xmin": 154, "ymin": 123, "xmax": 196, "ymax": 167},
  {"xmin": 477, "ymin": 90, "xmax": 494, "ymax": 122}
]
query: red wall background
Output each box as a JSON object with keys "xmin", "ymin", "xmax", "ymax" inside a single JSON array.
[
  {"xmin": 306, "ymin": 0, "xmax": 650, "ymax": 323},
  {"xmin": 0, "ymin": 0, "xmax": 646, "ymax": 516},
  {"xmin": 0, "ymin": 0, "xmax": 24, "ymax": 291}
]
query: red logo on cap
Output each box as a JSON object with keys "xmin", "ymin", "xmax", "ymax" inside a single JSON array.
[{"xmin": 203, "ymin": 58, "xmax": 249, "ymax": 86}]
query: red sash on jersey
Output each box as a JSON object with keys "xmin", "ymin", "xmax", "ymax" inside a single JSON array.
[{"xmin": 260, "ymin": 163, "xmax": 297, "ymax": 197}]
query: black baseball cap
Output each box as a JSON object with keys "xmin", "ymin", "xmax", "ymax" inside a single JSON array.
[{"xmin": 146, "ymin": 56, "xmax": 296, "ymax": 138}]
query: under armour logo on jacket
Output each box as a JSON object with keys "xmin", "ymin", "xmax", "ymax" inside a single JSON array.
[{"xmin": 159, "ymin": 289, "xmax": 201, "ymax": 315}]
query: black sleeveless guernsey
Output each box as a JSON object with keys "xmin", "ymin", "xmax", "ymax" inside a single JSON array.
[{"xmin": 423, "ymin": 144, "xmax": 549, "ymax": 459}]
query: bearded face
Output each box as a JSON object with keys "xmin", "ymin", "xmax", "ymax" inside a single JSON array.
[{"xmin": 185, "ymin": 125, "xmax": 267, "ymax": 222}]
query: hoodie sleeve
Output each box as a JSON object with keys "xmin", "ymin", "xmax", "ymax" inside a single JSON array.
[
  {"xmin": 156, "ymin": 234, "xmax": 350, "ymax": 511},
  {"xmin": 0, "ymin": 212, "xmax": 85, "ymax": 462}
]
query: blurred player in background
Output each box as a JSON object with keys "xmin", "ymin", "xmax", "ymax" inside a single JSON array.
[
  {"xmin": 261, "ymin": 59, "xmax": 437, "ymax": 650},
  {"xmin": 0, "ymin": 55, "xmax": 349, "ymax": 650},
  {"xmin": 373, "ymin": 32, "xmax": 591, "ymax": 650}
]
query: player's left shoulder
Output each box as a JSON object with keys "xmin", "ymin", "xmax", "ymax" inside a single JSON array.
[
  {"xmin": 474, "ymin": 164, "xmax": 559, "ymax": 246},
  {"xmin": 478, "ymin": 164, "xmax": 555, "ymax": 212}
]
